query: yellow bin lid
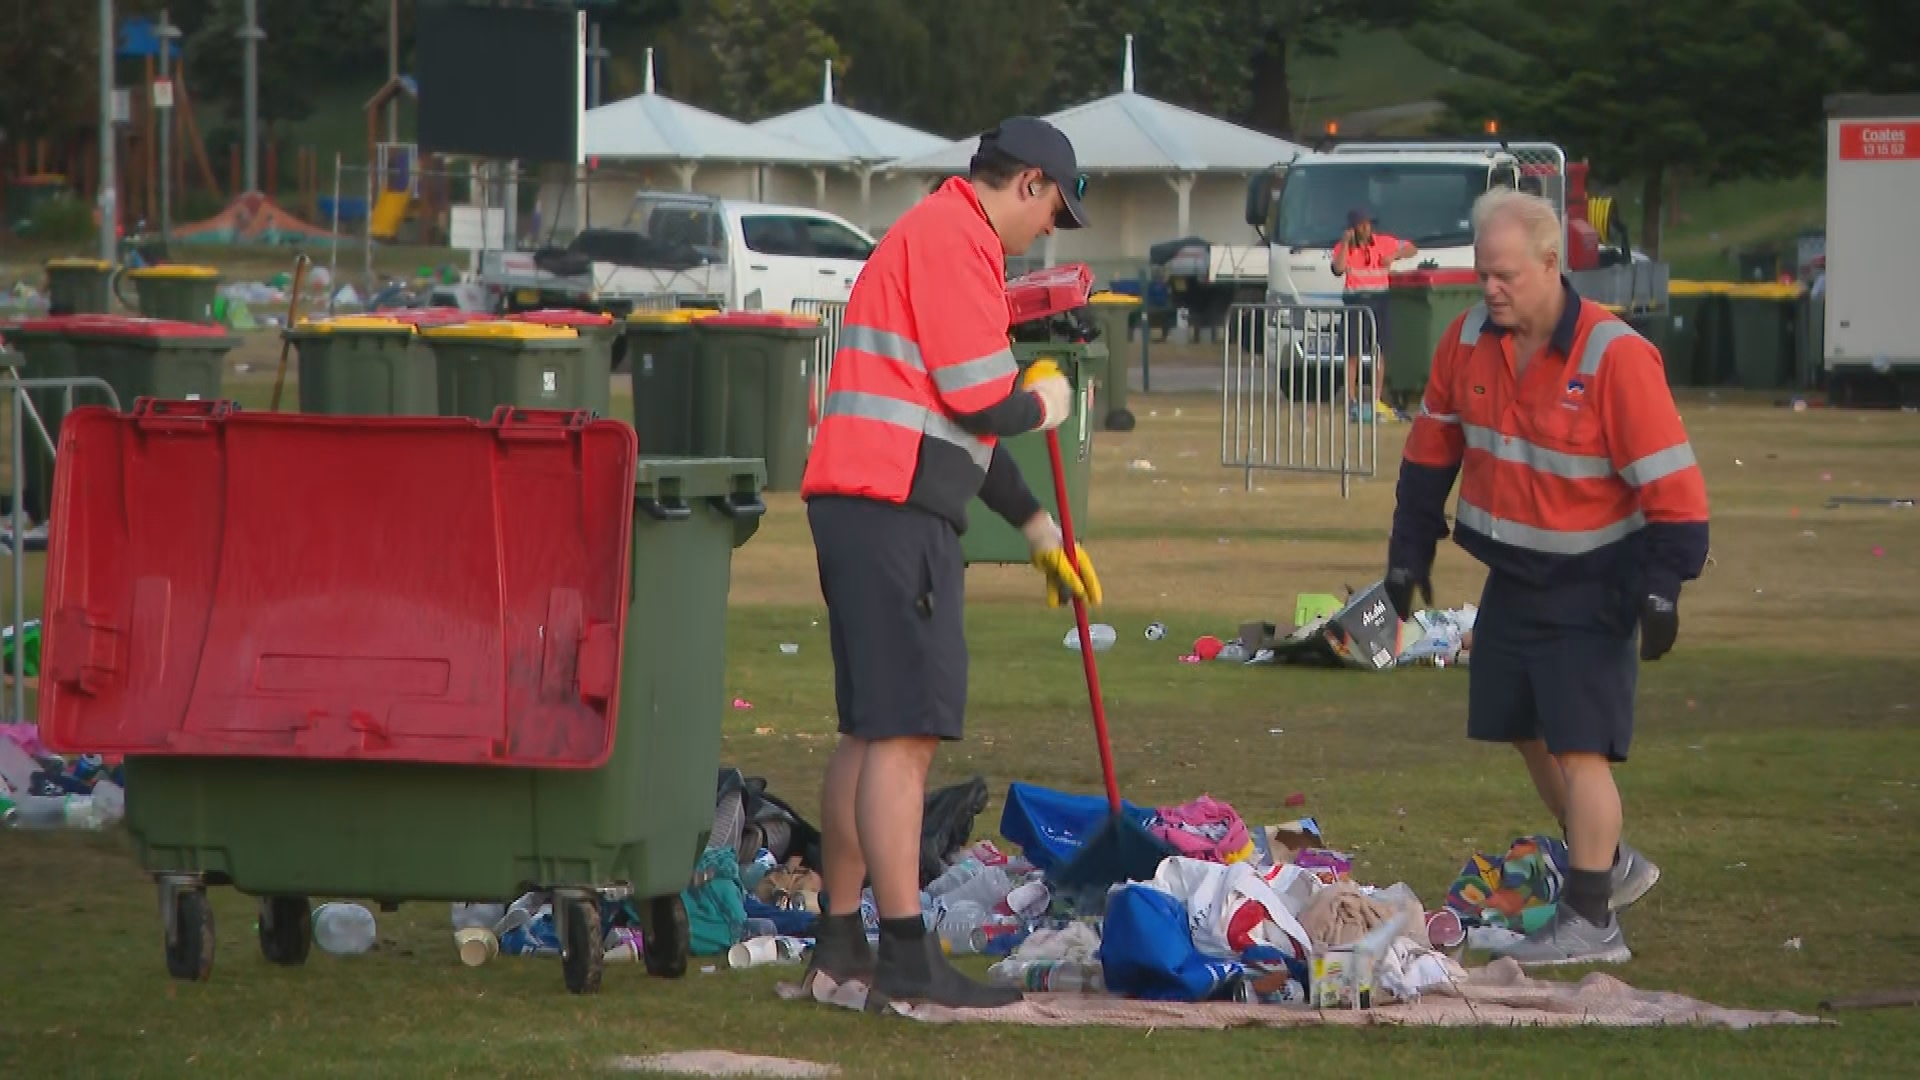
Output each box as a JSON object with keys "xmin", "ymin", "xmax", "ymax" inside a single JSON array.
[
  {"xmin": 1668, "ymin": 280, "xmax": 1734, "ymax": 297},
  {"xmin": 45, "ymin": 258, "xmax": 113, "ymax": 271},
  {"xmin": 422, "ymin": 321, "xmax": 579, "ymax": 342},
  {"xmin": 1725, "ymin": 283, "xmax": 1805, "ymax": 300},
  {"xmin": 627, "ymin": 309, "xmax": 700, "ymax": 324},
  {"xmin": 129, "ymin": 264, "xmax": 221, "ymax": 280},
  {"xmin": 297, "ymin": 315, "xmax": 415, "ymax": 334},
  {"xmin": 1088, "ymin": 291, "xmax": 1143, "ymax": 306}
]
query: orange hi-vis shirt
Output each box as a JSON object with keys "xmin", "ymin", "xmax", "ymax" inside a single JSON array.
[
  {"xmin": 1340, "ymin": 233, "xmax": 1402, "ymax": 293},
  {"xmin": 801, "ymin": 177, "xmax": 1041, "ymax": 529},
  {"xmin": 1391, "ymin": 278, "xmax": 1710, "ymax": 601}
]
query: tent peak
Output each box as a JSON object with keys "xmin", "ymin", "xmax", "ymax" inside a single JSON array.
[
  {"xmin": 823, "ymin": 59, "xmax": 834, "ymax": 104},
  {"xmin": 1122, "ymin": 34, "xmax": 1135, "ymax": 94},
  {"xmin": 643, "ymin": 47, "xmax": 656, "ymax": 95}
]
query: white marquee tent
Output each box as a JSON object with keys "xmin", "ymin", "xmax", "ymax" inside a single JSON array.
[
  {"xmin": 751, "ymin": 62, "xmax": 950, "ymax": 229},
  {"xmin": 883, "ymin": 37, "xmax": 1308, "ymax": 266}
]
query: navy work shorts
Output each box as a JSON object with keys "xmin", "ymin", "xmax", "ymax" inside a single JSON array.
[
  {"xmin": 1342, "ymin": 291, "xmax": 1392, "ymax": 355},
  {"xmin": 808, "ymin": 495, "xmax": 968, "ymax": 742},
  {"xmin": 1467, "ymin": 573, "xmax": 1639, "ymax": 762}
]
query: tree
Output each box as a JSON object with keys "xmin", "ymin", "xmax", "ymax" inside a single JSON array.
[
  {"xmin": 0, "ymin": 4, "xmax": 101, "ymax": 143},
  {"xmin": 1406, "ymin": 0, "xmax": 1852, "ymax": 257},
  {"xmin": 1817, "ymin": 0, "xmax": 1920, "ymax": 93},
  {"xmin": 821, "ymin": 0, "xmax": 1068, "ymax": 135},
  {"xmin": 1045, "ymin": 0, "xmax": 1432, "ymax": 137},
  {"xmin": 182, "ymin": 0, "xmax": 392, "ymax": 133},
  {"xmin": 696, "ymin": 0, "xmax": 841, "ymax": 119}
]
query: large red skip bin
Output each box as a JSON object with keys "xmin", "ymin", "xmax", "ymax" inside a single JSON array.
[{"xmin": 40, "ymin": 401, "xmax": 636, "ymax": 769}]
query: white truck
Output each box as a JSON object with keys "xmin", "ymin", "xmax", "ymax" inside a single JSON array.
[
  {"xmin": 478, "ymin": 191, "xmax": 875, "ymax": 315},
  {"xmin": 1245, "ymin": 141, "xmax": 1584, "ymax": 307},
  {"xmin": 1821, "ymin": 94, "xmax": 1920, "ymax": 403}
]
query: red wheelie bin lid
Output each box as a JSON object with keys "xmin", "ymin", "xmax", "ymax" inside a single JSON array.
[
  {"xmin": 505, "ymin": 308, "xmax": 615, "ymax": 328},
  {"xmin": 1006, "ymin": 262, "xmax": 1093, "ymax": 326},
  {"xmin": 38, "ymin": 401, "xmax": 639, "ymax": 769},
  {"xmin": 1389, "ymin": 269, "xmax": 1480, "ymax": 288}
]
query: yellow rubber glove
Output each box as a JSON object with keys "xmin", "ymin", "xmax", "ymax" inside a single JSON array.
[
  {"xmin": 1021, "ymin": 513, "xmax": 1103, "ymax": 607},
  {"xmin": 1021, "ymin": 358, "xmax": 1072, "ymax": 431}
]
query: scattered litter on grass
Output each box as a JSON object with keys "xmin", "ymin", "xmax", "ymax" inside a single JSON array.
[
  {"xmin": 1826, "ymin": 496, "xmax": 1915, "ymax": 509},
  {"xmin": 754, "ymin": 727, "xmax": 773, "ymax": 736},
  {"xmin": 1145, "ymin": 622, "xmax": 1167, "ymax": 641},
  {"xmin": 779, "ymin": 643, "xmax": 799, "ymax": 655},
  {"xmin": 1784, "ymin": 937, "xmax": 1804, "ymax": 951},
  {"xmin": 611, "ymin": 1052, "xmax": 839, "ymax": 1078},
  {"xmin": 1128, "ymin": 459, "xmax": 1156, "ymax": 472},
  {"xmin": 732, "ymin": 699, "xmax": 754, "ymax": 710},
  {"xmin": 1727, "ymin": 862, "xmax": 1747, "ymax": 870}
]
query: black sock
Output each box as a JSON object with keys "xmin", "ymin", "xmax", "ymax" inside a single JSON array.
[
  {"xmin": 878, "ymin": 915, "xmax": 926, "ymax": 941},
  {"xmin": 821, "ymin": 912, "xmax": 865, "ymax": 937},
  {"xmin": 1565, "ymin": 868, "xmax": 1611, "ymax": 926}
]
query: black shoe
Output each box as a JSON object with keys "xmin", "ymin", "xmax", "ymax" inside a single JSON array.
[
  {"xmin": 804, "ymin": 913, "xmax": 874, "ymax": 986},
  {"xmin": 866, "ymin": 926, "xmax": 1023, "ymax": 1012}
]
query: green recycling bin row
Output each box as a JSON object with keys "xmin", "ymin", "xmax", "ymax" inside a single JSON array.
[
  {"xmin": 117, "ymin": 264, "xmax": 224, "ymax": 323},
  {"xmin": 44, "ymin": 258, "xmax": 115, "ymax": 315},
  {"xmin": 626, "ymin": 310, "xmax": 823, "ymax": 492},
  {"xmin": 1665, "ymin": 280, "xmax": 1808, "ymax": 390},
  {"xmin": 959, "ymin": 341, "xmax": 1095, "ymax": 566},
  {"xmin": 1, "ymin": 314, "xmax": 234, "ymax": 519}
]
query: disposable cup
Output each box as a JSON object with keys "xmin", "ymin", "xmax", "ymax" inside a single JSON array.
[{"xmin": 455, "ymin": 927, "xmax": 499, "ymax": 966}]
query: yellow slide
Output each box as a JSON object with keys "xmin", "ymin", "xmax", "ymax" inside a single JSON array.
[{"xmin": 369, "ymin": 190, "xmax": 411, "ymax": 241}]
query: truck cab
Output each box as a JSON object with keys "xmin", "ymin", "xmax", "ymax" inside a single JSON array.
[
  {"xmin": 482, "ymin": 192, "xmax": 876, "ymax": 314},
  {"xmin": 1246, "ymin": 142, "xmax": 1565, "ymax": 307}
]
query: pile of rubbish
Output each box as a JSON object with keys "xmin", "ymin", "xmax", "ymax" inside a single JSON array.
[
  {"xmin": 0, "ymin": 723, "xmax": 125, "ymax": 830},
  {"xmin": 1188, "ymin": 584, "xmax": 1477, "ymax": 673}
]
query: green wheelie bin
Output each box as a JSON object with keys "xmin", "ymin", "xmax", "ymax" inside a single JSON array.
[
  {"xmin": 1799, "ymin": 290, "xmax": 1825, "ymax": 391},
  {"xmin": 119, "ymin": 264, "xmax": 223, "ymax": 324},
  {"xmin": 66, "ymin": 315, "xmax": 233, "ymax": 404},
  {"xmin": 690, "ymin": 311, "xmax": 823, "ymax": 492},
  {"xmin": 1385, "ymin": 269, "xmax": 1482, "ymax": 407},
  {"xmin": 1725, "ymin": 282, "xmax": 1803, "ymax": 391},
  {"xmin": 627, "ymin": 309, "xmax": 700, "ymax": 451},
  {"xmin": 1621, "ymin": 307, "xmax": 1675, "ymax": 375},
  {"xmin": 39, "ymin": 401, "xmax": 769, "ymax": 994},
  {"xmin": 505, "ymin": 308, "xmax": 624, "ymax": 393},
  {"xmin": 287, "ymin": 315, "xmax": 439, "ymax": 415},
  {"xmin": 1085, "ymin": 291, "xmax": 1140, "ymax": 431},
  {"xmin": 4, "ymin": 316, "xmax": 88, "ymax": 522},
  {"xmin": 424, "ymin": 321, "xmax": 611, "ymax": 419},
  {"xmin": 1666, "ymin": 281, "xmax": 1731, "ymax": 388},
  {"xmin": 960, "ymin": 342, "xmax": 1094, "ymax": 566},
  {"xmin": 44, "ymin": 257, "xmax": 115, "ymax": 314}
]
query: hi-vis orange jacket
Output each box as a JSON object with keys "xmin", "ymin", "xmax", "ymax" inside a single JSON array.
[
  {"xmin": 801, "ymin": 177, "xmax": 1043, "ymax": 531},
  {"xmin": 1390, "ymin": 278, "xmax": 1709, "ymax": 601}
]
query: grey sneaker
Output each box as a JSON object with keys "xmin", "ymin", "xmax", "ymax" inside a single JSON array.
[
  {"xmin": 1610, "ymin": 842, "xmax": 1661, "ymax": 911},
  {"xmin": 1493, "ymin": 907, "xmax": 1632, "ymax": 968}
]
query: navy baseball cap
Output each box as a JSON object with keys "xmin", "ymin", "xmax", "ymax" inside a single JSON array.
[
  {"xmin": 980, "ymin": 116, "xmax": 1089, "ymax": 230},
  {"xmin": 1347, "ymin": 207, "xmax": 1374, "ymax": 227}
]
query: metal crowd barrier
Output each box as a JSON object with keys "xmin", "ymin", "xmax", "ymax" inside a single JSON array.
[
  {"xmin": 1220, "ymin": 302, "xmax": 1381, "ymax": 498},
  {"xmin": 791, "ymin": 298, "xmax": 846, "ymax": 445},
  {"xmin": 0, "ymin": 369, "xmax": 123, "ymax": 722}
]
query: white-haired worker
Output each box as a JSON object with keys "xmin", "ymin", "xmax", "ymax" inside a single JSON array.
[{"xmin": 1385, "ymin": 188, "xmax": 1710, "ymax": 965}]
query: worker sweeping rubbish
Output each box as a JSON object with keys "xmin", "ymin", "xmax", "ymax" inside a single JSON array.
[
  {"xmin": 1386, "ymin": 188, "xmax": 1710, "ymax": 966},
  {"xmin": 798, "ymin": 116, "xmax": 1102, "ymax": 1011}
]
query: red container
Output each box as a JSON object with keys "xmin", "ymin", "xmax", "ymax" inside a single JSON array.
[
  {"xmin": 381, "ymin": 307, "xmax": 494, "ymax": 328},
  {"xmin": 1388, "ymin": 269, "xmax": 1480, "ymax": 288},
  {"xmin": 694, "ymin": 311, "xmax": 821, "ymax": 331},
  {"xmin": 40, "ymin": 400, "xmax": 638, "ymax": 770},
  {"xmin": 505, "ymin": 308, "xmax": 615, "ymax": 328},
  {"xmin": 1006, "ymin": 263, "xmax": 1093, "ymax": 326}
]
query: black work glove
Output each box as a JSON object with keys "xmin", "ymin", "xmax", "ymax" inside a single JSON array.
[
  {"xmin": 1384, "ymin": 564, "xmax": 1432, "ymax": 623},
  {"xmin": 1639, "ymin": 594, "xmax": 1679, "ymax": 661}
]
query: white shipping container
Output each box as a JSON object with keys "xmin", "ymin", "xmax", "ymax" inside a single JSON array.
[{"xmin": 1824, "ymin": 95, "xmax": 1920, "ymax": 373}]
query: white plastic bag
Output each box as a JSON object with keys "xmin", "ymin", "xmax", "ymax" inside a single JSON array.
[{"xmin": 1147, "ymin": 857, "xmax": 1313, "ymax": 958}]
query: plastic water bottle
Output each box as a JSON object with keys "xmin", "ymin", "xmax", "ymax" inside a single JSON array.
[
  {"xmin": 8, "ymin": 793, "xmax": 108, "ymax": 829},
  {"xmin": 451, "ymin": 902, "xmax": 507, "ymax": 932},
  {"xmin": 743, "ymin": 917, "xmax": 778, "ymax": 940},
  {"xmin": 938, "ymin": 866, "xmax": 1012, "ymax": 912},
  {"xmin": 924, "ymin": 857, "xmax": 986, "ymax": 899},
  {"xmin": 90, "ymin": 780, "xmax": 124, "ymax": 824},
  {"xmin": 1063, "ymin": 624, "xmax": 1118, "ymax": 651},
  {"xmin": 312, "ymin": 902, "xmax": 378, "ymax": 955},
  {"xmin": 988, "ymin": 958, "xmax": 1105, "ymax": 993}
]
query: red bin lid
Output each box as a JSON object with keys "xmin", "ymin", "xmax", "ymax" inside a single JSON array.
[
  {"xmin": 61, "ymin": 316, "xmax": 232, "ymax": 339},
  {"xmin": 506, "ymin": 308, "xmax": 615, "ymax": 327},
  {"xmin": 38, "ymin": 404, "xmax": 640, "ymax": 770},
  {"xmin": 381, "ymin": 307, "xmax": 495, "ymax": 328},
  {"xmin": 1390, "ymin": 269, "xmax": 1481, "ymax": 288},
  {"xmin": 695, "ymin": 311, "xmax": 822, "ymax": 330},
  {"xmin": 1006, "ymin": 262, "xmax": 1093, "ymax": 325}
]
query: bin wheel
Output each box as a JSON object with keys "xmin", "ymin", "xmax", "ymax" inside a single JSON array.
[
  {"xmin": 1104, "ymin": 409, "xmax": 1136, "ymax": 432},
  {"xmin": 165, "ymin": 888, "xmax": 216, "ymax": 982},
  {"xmin": 642, "ymin": 893, "xmax": 691, "ymax": 979},
  {"xmin": 258, "ymin": 895, "xmax": 312, "ymax": 966},
  {"xmin": 560, "ymin": 896, "xmax": 604, "ymax": 995}
]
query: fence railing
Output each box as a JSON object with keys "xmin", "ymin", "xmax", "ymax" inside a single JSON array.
[
  {"xmin": 791, "ymin": 298, "xmax": 847, "ymax": 445},
  {"xmin": 1220, "ymin": 302, "xmax": 1381, "ymax": 498},
  {"xmin": 0, "ymin": 370, "xmax": 123, "ymax": 722}
]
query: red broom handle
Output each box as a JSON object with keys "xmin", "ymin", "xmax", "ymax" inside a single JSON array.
[{"xmin": 1046, "ymin": 427, "xmax": 1121, "ymax": 814}]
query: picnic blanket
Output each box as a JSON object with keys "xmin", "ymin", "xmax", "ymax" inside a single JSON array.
[{"xmin": 779, "ymin": 959, "xmax": 1822, "ymax": 1031}]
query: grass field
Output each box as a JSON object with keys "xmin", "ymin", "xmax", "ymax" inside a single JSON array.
[{"xmin": 2, "ymin": 359, "xmax": 1917, "ymax": 1076}]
